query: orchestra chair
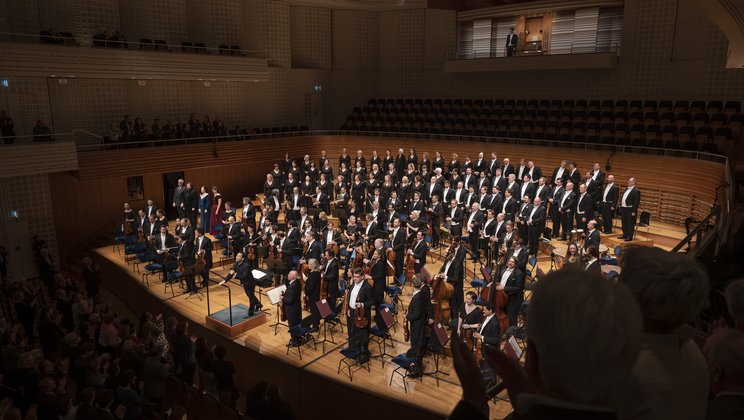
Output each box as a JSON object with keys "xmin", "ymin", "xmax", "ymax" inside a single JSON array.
[
  {"xmin": 369, "ymin": 304, "xmax": 397, "ymax": 367},
  {"xmin": 389, "ymin": 353, "xmax": 422, "ymax": 393},
  {"xmin": 133, "ymin": 250, "xmax": 156, "ymax": 273},
  {"xmin": 470, "ymin": 267, "xmax": 487, "ymax": 297},
  {"xmin": 339, "ymin": 247, "xmax": 351, "ymax": 265},
  {"xmin": 212, "ymin": 224, "xmax": 225, "ymax": 247},
  {"xmin": 637, "ymin": 211, "xmax": 651, "ymax": 238},
  {"xmin": 202, "ymin": 393, "xmax": 222, "ymax": 419},
  {"xmin": 526, "ymin": 255, "xmax": 538, "ymax": 280},
  {"xmin": 286, "ymin": 325, "xmax": 317, "ymax": 360},
  {"xmin": 124, "ymin": 238, "xmax": 145, "ymax": 263},
  {"xmin": 183, "ymin": 383, "xmax": 205, "ymax": 420},
  {"xmin": 385, "ymin": 274, "xmax": 407, "ymax": 311},
  {"xmin": 605, "ymin": 270, "xmax": 620, "ymax": 281},
  {"xmin": 424, "ymin": 229, "xmax": 436, "ymax": 264},
  {"xmin": 316, "ymin": 312, "xmax": 341, "ymax": 353},
  {"xmin": 164, "ymin": 261, "xmax": 183, "ymax": 296},
  {"xmin": 141, "ymin": 260, "xmax": 163, "ymax": 286},
  {"xmin": 113, "ymin": 226, "xmax": 126, "ymax": 254},
  {"xmin": 337, "ymin": 346, "xmax": 371, "ymax": 382}
]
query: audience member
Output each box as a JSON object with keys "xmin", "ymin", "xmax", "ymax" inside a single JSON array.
[
  {"xmin": 1, "ymin": 110, "xmax": 16, "ymax": 144},
  {"xmin": 32, "ymin": 119, "xmax": 53, "ymax": 142},
  {"xmin": 725, "ymin": 278, "xmax": 744, "ymax": 331},
  {"xmin": 450, "ymin": 266, "xmax": 642, "ymax": 419},
  {"xmin": 620, "ymin": 246, "xmax": 710, "ymax": 420},
  {"xmin": 703, "ymin": 328, "xmax": 744, "ymax": 420}
]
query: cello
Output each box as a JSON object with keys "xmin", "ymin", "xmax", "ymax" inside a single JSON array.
[{"xmin": 430, "ymin": 245, "xmax": 455, "ymax": 324}]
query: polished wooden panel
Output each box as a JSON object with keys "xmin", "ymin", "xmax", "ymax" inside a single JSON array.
[{"xmin": 0, "ymin": 142, "xmax": 78, "ymax": 177}]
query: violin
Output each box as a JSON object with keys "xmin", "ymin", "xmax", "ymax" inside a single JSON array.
[
  {"xmin": 403, "ymin": 308, "xmax": 410, "ymax": 342},
  {"xmin": 354, "ymin": 306, "xmax": 368, "ymax": 328}
]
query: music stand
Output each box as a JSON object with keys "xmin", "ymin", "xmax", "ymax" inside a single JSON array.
[
  {"xmin": 315, "ymin": 299, "xmax": 336, "ymax": 353},
  {"xmin": 423, "ymin": 322, "xmax": 451, "ymax": 386},
  {"xmin": 332, "ymin": 208, "xmax": 348, "ymax": 220},
  {"xmin": 371, "ymin": 306, "xmax": 397, "ymax": 367},
  {"xmin": 265, "ymin": 258, "xmax": 284, "ymax": 287},
  {"xmin": 184, "ymin": 265, "xmax": 204, "ymax": 301},
  {"xmin": 252, "ymin": 268, "xmax": 274, "ymax": 309},
  {"xmin": 267, "ymin": 283, "xmax": 288, "ymax": 335}
]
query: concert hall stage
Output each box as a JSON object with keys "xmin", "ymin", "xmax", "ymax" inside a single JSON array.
[{"xmin": 91, "ymin": 245, "xmax": 516, "ymax": 420}]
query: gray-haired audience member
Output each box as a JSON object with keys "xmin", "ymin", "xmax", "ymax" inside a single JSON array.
[
  {"xmin": 449, "ymin": 266, "xmax": 642, "ymax": 419},
  {"xmin": 620, "ymin": 246, "xmax": 710, "ymax": 420}
]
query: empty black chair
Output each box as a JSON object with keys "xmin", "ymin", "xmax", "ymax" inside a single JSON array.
[
  {"xmin": 218, "ymin": 44, "xmax": 229, "ymax": 54},
  {"xmin": 724, "ymin": 101, "xmax": 741, "ymax": 115},
  {"xmin": 154, "ymin": 39, "xmax": 167, "ymax": 49},
  {"xmin": 673, "ymin": 100, "xmax": 690, "ymax": 113},
  {"xmin": 194, "ymin": 42, "xmax": 207, "ymax": 53},
  {"xmin": 92, "ymin": 33, "xmax": 107, "ymax": 47},
  {"xmin": 181, "ymin": 41, "xmax": 194, "ymax": 52},
  {"xmin": 40, "ymin": 30, "xmax": 54, "ymax": 43},
  {"xmin": 707, "ymin": 101, "xmax": 723, "ymax": 114},
  {"xmin": 690, "ymin": 100, "xmax": 706, "ymax": 113},
  {"xmin": 139, "ymin": 38, "xmax": 153, "ymax": 49},
  {"xmin": 230, "ymin": 45, "xmax": 241, "ymax": 55},
  {"xmin": 629, "ymin": 100, "xmax": 643, "ymax": 111},
  {"xmin": 643, "ymin": 100, "xmax": 658, "ymax": 111}
]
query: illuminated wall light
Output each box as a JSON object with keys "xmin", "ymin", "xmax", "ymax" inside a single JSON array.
[
  {"xmin": 1, "ymin": 79, "xmax": 9, "ymax": 88},
  {"xmin": 58, "ymin": 79, "xmax": 68, "ymax": 85},
  {"xmin": 203, "ymin": 81, "xmax": 211, "ymax": 87}
]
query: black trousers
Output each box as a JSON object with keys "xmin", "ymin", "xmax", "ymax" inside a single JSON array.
[
  {"xmin": 575, "ymin": 213, "xmax": 588, "ymax": 231},
  {"xmin": 506, "ymin": 293, "xmax": 523, "ymax": 327},
  {"xmin": 621, "ymin": 207, "xmax": 636, "ymax": 239},
  {"xmin": 346, "ymin": 315, "xmax": 370, "ymax": 354},
  {"xmin": 431, "ymin": 222, "xmax": 440, "ymax": 246},
  {"xmin": 550, "ymin": 206, "xmax": 561, "ymax": 237},
  {"xmin": 601, "ymin": 202, "xmax": 614, "ymax": 233},
  {"xmin": 184, "ymin": 268, "xmax": 197, "ymax": 293},
  {"xmin": 242, "ymin": 281, "xmax": 260, "ymax": 310},
  {"xmin": 449, "ymin": 281, "xmax": 464, "ymax": 326},
  {"xmin": 560, "ymin": 211, "xmax": 573, "ymax": 238},
  {"xmin": 198, "ymin": 266, "xmax": 210, "ymax": 287},
  {"xmin": 528, "ymin": 226, "xmax": 540, "ymax": 256}
]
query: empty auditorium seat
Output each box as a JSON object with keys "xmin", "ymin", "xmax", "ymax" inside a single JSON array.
[{"xmin": 139, "ymin": 38, "xmax": 153, "ymax": 49}]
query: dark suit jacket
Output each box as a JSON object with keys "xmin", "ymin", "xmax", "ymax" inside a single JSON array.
[
  {"xmin": 322, "ymin": 258, "xmax": 339, "ymax": 288},
  {"xmin": 622, "ymin": 187, "xmax": 641, "ymax": 213},
  {"xmin": 406, "ymin": 289, "xmax": 429, "ymax": 349},
  {"xmin": 576, "ymin": 193, "xmax": 594, "ymax": 216},
  {"xmin": 284, "ymin": 279, "xmax": 302, "ymax": 326},
  {"xmin": 439, "ymin": 245, "xmax": 466, "ymax": 284},
  {"xmin": 559, "ymin": 191, "xmax": 577, "ymax": 213},
  {"xmin": 601, "ymin": 184, "xmax": 619, "ymax": 207},
  {"xmin": 585, "ymin": 259, "xmax": 602, "ymax": 276},
  {"xmin": 233, "ymin": 259, "xmax": 252, "ymax": 285},
  {"xmin": 527, "ymin": 205, "xmax": 546, "ymax": 227},
  {"xmin": 391, "ymin": 228, "xmax": 406, "ymax": 254},
  {"xmin": 304, "ymin": 240, "xmax": 323, "ymax": 262},
  {"xmin": 155, "ymin": 233, "xmax": 174, "ymax": 251},
  {"xmin": 499, "ymin": 266, "xmax": 525, "ymax": 297},
  {"xmin": 347, "ymin": 280, "xmax": 375, "ymax": 322},
  {"xmin": 535, "ymin": 185, "xmax": 550, "ymax": 204},
  {"xmin": 411, "ymin": 240, "xmax": 428, "ymax": 264},
  {"xmin": 185, "ymin": 189, "xmax": 199, "ymax": 212},
  {"xmin": 584, "ymin": 229, "xmax": 600, "ymax": 250},
  {"xmin": 194, "ymin": 236, "xmax": 213, "ymax": 269},
  {"xmin": 304, "ymin": 271, "xmax": 321, "ymax": 304},
  {"xmin": 479, "ymin": 315, "xmax": 501, "ymax": 346},
  {"xmin": 568, "ymin": 169, "xmax": 581, "ymax": 187},
  {"xmin": 502, "ymin": 197, "xmax": 518, "ymax": 221}
]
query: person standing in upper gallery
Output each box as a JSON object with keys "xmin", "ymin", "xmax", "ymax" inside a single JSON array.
[
  {"xmin": 506, "ymin": 27, "xmax": 518, "ymax": 57},
  {"xmin": 1, "ymin": 110, "xmax": 16, "ymax": 144}
]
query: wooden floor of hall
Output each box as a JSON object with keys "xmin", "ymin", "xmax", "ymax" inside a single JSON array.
[{"xmin": 95, "ymin": 220, "xmax": 683, "ymax": 420}]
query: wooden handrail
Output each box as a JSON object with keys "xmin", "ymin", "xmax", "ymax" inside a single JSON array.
[{"xmin": 671, "ymin": 205, "xmax": 720, "ymax": 253}]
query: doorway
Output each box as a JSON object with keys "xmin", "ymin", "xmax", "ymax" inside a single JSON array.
[{"xmin": 162, "ymin": 171, "xmax": 185, "ymax": 220}]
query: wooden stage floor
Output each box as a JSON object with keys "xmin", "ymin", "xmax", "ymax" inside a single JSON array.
[{"xmin": 95, "ymin": 219, "xmax": 684, "ymax": 420}]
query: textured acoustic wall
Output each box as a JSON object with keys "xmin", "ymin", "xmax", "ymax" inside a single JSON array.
[{"xmin": 290, "ymin": 6, "xmax": 332, "ymax": 70}]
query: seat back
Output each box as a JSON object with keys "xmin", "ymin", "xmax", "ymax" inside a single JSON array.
[{"xmin": 640, "ymin": 211, "xmax": 651, "ymax": 225}]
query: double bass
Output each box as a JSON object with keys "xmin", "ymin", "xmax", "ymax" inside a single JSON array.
[
  {"xmin": 482, "ymin": 264, "xmax": 510, "ymax": 335},
  {"xmin": 429, "ymin": 245, "xmax": 455, "ymax": 324}
]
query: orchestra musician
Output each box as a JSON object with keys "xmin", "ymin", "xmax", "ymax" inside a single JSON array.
[
  {"xmin": 178, "ymin": 218, "xmax": 195, "ymax": 243},
  {"xmin": 313, "ymin": 186, "xmax": 330, "ymax": 214},
  {"xmin": 284, "ymin": 270, "xmax": 303, "ymax": 345},
  {"xmin": 406, "ymin": 275, "xmax": 432, "ymax": 378},
  {"xmin": 366, "ymin": 240, "xmax": 387, "ymax": 307},
  {"xmin": 185, "ymin": 182, "xmax": 199, "ymax": 228},
  {"xmin": 345, "ymin": 215, "xmax": 363, "ymax": 239},
  {"xmin": 584, "ymin": 246, "xmax": 601, "ymax": 275},
  {"xmin": 526, "ymin": 197, "xmax": 546, "ymax": 258},
  {"xmin": 241, "ymin": 197, "xmax": 256, "ymax": 233},
  {"xmin": 428, "ymin": 194, "xmax": 442, "ymax": 248},
  {"xmin": 439, "ymin": 236, "xmax": 467, "ymax": 323},
  {"xmin": 121, "ymin": 202, "xmax": 135, "ymax": 235},
  {"xmin": 459, "ymin": 291, "xmax": 483, "ymax": 338},
  {"xmin": 517, "ymin": 194, "xmax": 531, "ymax": 240},
  {"xmin": 559, "ymin": 181, "xmax": 577, "ymax": 241},
  {"xmin": 620, "ymin": 177, "xmax": 641, "ymax": 241},
  {"xmin": 154, "ymin": 225, "xmax": 175, "ymax": 271},
  {"xmin": 408, "ymin": 231, "xmax": 428, "ymax": 274},
  {"xmin": 225, "ymin": 216, "xmax": 242, "ymax": 257},
  {"xmin": 300, "ymin": 232, "xmax": 322, "ymax": 267},
  {"xmin": 600, "ymin": 174, "xmax": 619, "ymax": 234},
  {"xmin": 176, "ymin": 234, "xmax": 198, "ymax": 295},
  {"xmin": 243, "ymin": 225, "xmax": 261, "ymax": 268},
  {"xmin": 509, "ymin": 238, "xmax": 529, "ymax": 272},
  {"xmin": 194, "ymin": 227, "xmax": 212, "ymax": 288},
  {"xmin": 221, "ymin": 252, "xmax": 262, "ymax": 317},
  {"xmin": 472, "ymin": 302, "xmax": 501, "ymax": 349},
  {"xmin": 466, "ymin": 203, "xmax": 485, "ymax": 261},
  {"xmin": 322, "ymin": 249, "xmax": 340, "ymax": 312},
  {"xmin": 549, "ymin": 178, "xmax": 565, "ymax": 239},
  {"xmin": 496, "ymin": 256, "xmax": 525, "ymax": 329},
  {"xmin": 501, "ymin": 189, "xmax": 518, "ymax": 223},
  {"xmin": 173, "ymin": 178, "xmax": 187, "ymax": 219},
  {"xmin": 388, "ymin": 218, "xmax": 406, "ymax": 281},
  {"xmin": 322, "ymin": 221, "xmax": 342, "ymax": 254},
  {"xmin": 346, "ymin": 267, "xmax": 375, "ymax": 362},
  {"xmin": 304, "ymin": 259, "xmax": 322, "ymax": 332},
  {"xmin": 583, "ymin": 220, "xmax": 601, "ymax": 252},
  {"xmin": 445, "ymin": 198, "xmax": 463, "ymax": 236},
  {"xmin": 575, "ymin": 183, "xmax": 594, "ymax": 232}
]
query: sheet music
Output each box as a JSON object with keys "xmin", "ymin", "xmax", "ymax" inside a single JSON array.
[
  {"xmin": 266, "ymin": 284, "xmax": 287, "ymax": 305},
  {"xmin": 507, "ymin": 336, "xmax": 523, "ymax": 360},
  {"xmin": 252, "ymin": 269, "xmax": 269, "ymax": 278}
]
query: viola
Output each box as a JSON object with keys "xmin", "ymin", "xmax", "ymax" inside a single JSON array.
[{"xmin": 354, "ymin": 306, "xmax": 368, "ymax": 328}]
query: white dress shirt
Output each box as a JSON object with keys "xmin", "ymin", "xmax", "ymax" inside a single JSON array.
[
  {"xmin": 622, "ymin": 186, "xmax": 634, "ymax": 207},
  {"xmin": 603, "ymin": 183, "xmax": 614, "ymax": 202}
]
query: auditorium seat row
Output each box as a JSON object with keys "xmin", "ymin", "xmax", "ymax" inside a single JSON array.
[{"xmin": 340, "ymin": 98, "xmax": 742, "ymax": 154}]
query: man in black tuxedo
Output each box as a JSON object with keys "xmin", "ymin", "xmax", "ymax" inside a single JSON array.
[
  {"xmin": 517, "ymin": 195, "xmax": 532, "ymax": 240},
  {"xmin": 445, "ymin": 199, "xmax": 463, "ymax": 237},
  {"xmin": 388, "ymin": 218, "xmax": 406, "ymax": 282},
  {"xmin": 465, "ymin": 203, "xmax": 485, "ymax": 260},
  {"xmin": 194, "ymin": 227, "xmax": 212, "ymax": 287},
  {"xmin": 409, "ymin": 231, "xmax": 429, "ymax": 273},
  {"xmin": 427, "ymin": 194, "xmax": 443, "ymax": 248},
  {"xmin": 226, "ymin": 216, "xmax": 242, "ymax": 257},
  {"xmin": 424, "ymin": 176, "xmax": 442, "ymax": 205},
  {"xmin": 177, "ymin": 218, "xmax": 195, "ymax": 243},
  {"xmin": 526, "ymin": 161, "xmax": 542, "ymax": 185},
  {"xmin": 487, "ymin": 185, "xmax": 504, "ymax": 212},
  {"xmin": 600, "ymin": 174, "xmax": 619, "ymax": 234},
  {"xmin": 497, "ymin": 256, "xmax": 525, "ymax": 328},
  {"xmin": 365, "ymin": 240, "xmax": 387, "ymax": 307},
  {"xmin": 346, "ymin": 267, "xmax": 375, "ymax": 360},
  {"xmin": 501, "ymin": 189, "xmax": 518, "ymax": 223},
  {"xmin": 283, "ymin": 270, "xmax": 303, "ymax": 343},
  {"xmin": 241, "ymin": 197, "xmax": 256, "ymax": 232},
  {"xmin": 583, "ymin": 220, "xmax": 601, "ymax": 252},
  {"xmin": 154, "ymin": 225, "xmax": 175, "ymax": 267},
  {"xmin": 145, "ymin": 199, "xmax": 158, "ymax": 218},
  {"xmin": 185, "ymin": 182, "xmax": 199, "ymax": 228},
  {"xmin": 583, "ymin": 171, "xmax": 600, "ymax": 211},
  {"xmin": 406, "ymin": 275, "xmax": 433, "ymax": 377},
  {"xmin": 558, "ymin": 182, "xmax": 577, "ymax": 240},
  {"xmin": 548, "ymin": 178, "xmax": 565, "ymax": 238},
  {"xmin": 574, "ymin": 183, "xmax": 594, "ymax": 232},
  {"xmin": 473, "ymin": 302, "xmax": 501, "ymax": 349},
  {"xmin": 509, "ymin": 239, "xmax": 529, "ymax": 273},
  {"xmin": 620, "ymin": 177, "xmax": 641, "ymax": 241},
  {"xmin": 551, "ymin": 160, "xmax": 569, "ymax": 186},
  {"xmin": 280, "ymin": 230, "xmax": 295, "ymax": 280},
  {"xmin": 222, "ymin": 252, "xmax": 261, "ymax": 316},
  {"xmin": 476, "ymin": 171, "xmax": 490, "ymax": 193},
  {"xmin": 534, "ymin": 177, "xmax": 550, "ymax": 205},
  {"xmin": 487, "ymin": 152, "xmax": 499, "ymax": 177},
  {"xmin": 440, "ymin": 237, "xmax": 466, "ymax": 323},
  {"xmin": 313, "ymin": 186, "xmax": 330, "ymax": 214},
  {"xmin": 567, "ymin": 161, "xmax": 581, "ymax": 187},
  {"xmin": 173, "ymin": 178, "xmax": 187, "ymax": 218},
  {"xmin": 408, "ymin": 191, "xmax": 424, "ymax": 215},
  {"xmin": 321, "ymin": 249, "xmax": 340, "ymax": 312},
  {"xmin": 526, "ymin": 197, "xmax": 546, "ymax": 257},
  {"xmin": 176, "ymin": 235, "xmax": 197, "ymax": 294},
  {"xmin": 321, "ymin": 221, "xmax": 342, "ymax": 255},
  {"xmin": 505, "ymin": 27, "xmax": 518, "ymax": 57},
  {"xmin": 300, "ymin": 232, "xmax": 323, "ymax": 267}
]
